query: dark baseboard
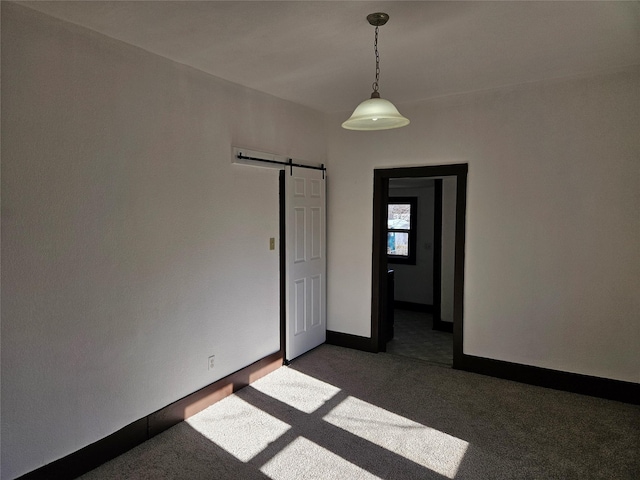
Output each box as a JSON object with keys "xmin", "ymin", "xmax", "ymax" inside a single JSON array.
[
  {"xmin": 16, "ymin": 418, "xmax": 148, "ymax": 480},
  {"xmin": 393, "ymin": 301, "xmax": 433, "ymax": 313},
  {"xmin": 326, "ymin": 331, "xmax": 638, "ymax": 405},
  {"xmin": 457, "ymin": 354, "xmax": 640, "ymax": 405},
  {"xmin": 148, "ymin": 350, "xmax": 282, "ymax": 436},
  {"xmin": 18, "ymin": 351, "xmax": 283, "ymax": 480},
  {"xmin": 326, "ymin": 330, "xmax": 376, "ymax": 353}
]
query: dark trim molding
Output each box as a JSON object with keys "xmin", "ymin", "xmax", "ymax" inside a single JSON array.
[
  {"xmin": 279, "ymin": 170, "xmax": 286, "ymax": 360},
  {"xmin": 432, "ymin": 179, "xmax": 442, "ymax": 326},
  {"xmin": 458, "ymin": 354, "xmax": 640, "ymax": 405},
  {"xmin": 325, "ymin": 330, "xmax": 638, "ymax": 405},
  {"xmin": 326, "ymin": 330, "xmax": 376, "ymax": 353},
  {"xmin": 394, "ymin": 301, "xmax": 433, "ymax": 313},
  {"xmin": 17, "ymin": 351, "xmax": 283, "ymax": 480},
  {"xmin": 451, "ymin": 172, "xmax": 468, "ymax": 367},
  {"xmin": 324, "ymin": 334, "xmax": 638, "ymax": 405},
  {"xmin": 147, "ymin": 351, "xmax": 283, "ymax": 436},
  {"xmin": 16, "ymin": 418, "xmax": 148, "ymax": 480},
  {"xmin": 371, "ymin": 173, "xmax": 389, "ymax": 354}
]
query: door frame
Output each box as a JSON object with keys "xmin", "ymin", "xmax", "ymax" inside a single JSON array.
[
  {"xmin": 371, "ymin": 164, "xmax": 468, "ymax": 368},
  {"xmin": 431, "ymin": 179, "xmax": 451, "ymax": 332},
  {"xmin": 279, "ymin": 170, "xmax": 286, "ymax": 361}
]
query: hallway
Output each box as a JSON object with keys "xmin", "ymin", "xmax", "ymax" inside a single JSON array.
[{"xmin": 385, "ymin": 309, "xmax": 453, "ymax": 367}]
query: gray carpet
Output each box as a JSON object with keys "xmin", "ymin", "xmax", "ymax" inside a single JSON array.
[
  {"xmin": 79, "ymin": 345, "xmax": 640, "ymax": 479},
  {"xmin": 386, "ymin": 310, "xmax": 453, "ymax": 366}
]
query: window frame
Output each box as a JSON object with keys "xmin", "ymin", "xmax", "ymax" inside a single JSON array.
[{"xmin": 387, "ymin": 196, "xmax": 418, "ymax": 265}]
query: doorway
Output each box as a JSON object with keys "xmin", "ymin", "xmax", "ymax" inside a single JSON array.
[
  {"xmin": 385, "ymin": 178, "xmax": 452, "ymax": 366},
  {"xmin": 371, "ymin": 165, "xmax": 467, "ymax": 368}
]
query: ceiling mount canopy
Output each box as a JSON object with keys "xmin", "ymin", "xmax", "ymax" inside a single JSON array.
[
  {"xmin": 366, "ymin": 12, "xmax": 389, "ymax": 27},
  {"xmin": 342, "ymin": 12, "xmax": 409, "ymax": 131}
]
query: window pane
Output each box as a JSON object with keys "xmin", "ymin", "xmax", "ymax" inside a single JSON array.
[
  {"xmin": 387, "ymin": 232, "xmax": 409, "ymax": 256},
  {"xmin": 388, "ymin": 204, "xmax": 411, "ymax": 229}
]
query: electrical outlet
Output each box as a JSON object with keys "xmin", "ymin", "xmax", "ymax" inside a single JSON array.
[
  {"xmin": 269, "ymin": 237, "xmax": 275, "ymax": 250},
  {"xmin": 208, "ymin": 355, "xmax": 215, "ymax": 370}
]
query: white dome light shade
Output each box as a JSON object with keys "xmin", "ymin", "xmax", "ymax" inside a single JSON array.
[{"xmin": 342, "ymin": 97, "xmax": 410, "ymax": 131}]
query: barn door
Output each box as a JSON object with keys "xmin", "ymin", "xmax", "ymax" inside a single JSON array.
[{"xmin": 285, "ymin": 166, "xmax": 326, "ymax": 361}]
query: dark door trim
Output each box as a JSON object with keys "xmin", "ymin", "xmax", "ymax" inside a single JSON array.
[
  {"xmin": 279, "ymin": 170, "xmax": 287, "ymax": 362},
  {"xmin": 371, "ymin": 164, "xmax": 468, "ymax": 368},
  {"xmin": 432, "ymin": 179, "xmax": 444, "ymax": 330},
  {"xmin": 372, "ymin": 172, "xmax": 389, "ymax": 352}
]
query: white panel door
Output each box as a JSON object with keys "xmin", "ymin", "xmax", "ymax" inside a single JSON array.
[{"xmin": 286, "ymin": 166, "xmax": 326, "ymax": 361}]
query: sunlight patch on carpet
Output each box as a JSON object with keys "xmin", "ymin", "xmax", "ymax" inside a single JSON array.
[
  {"xmin": 251, "ymin": 368, "xmax": 341, "ymax": 413},
  {"xmin": 187, "ymin": 395, "xmax": 290, "ymax": 462},
  {"xmin": 260, "ymin": 436, "xmax": 382, "ymax": 480},
  {"xmin": 323, "ymin": 396, "xmax": 468, "ymax": 479}
]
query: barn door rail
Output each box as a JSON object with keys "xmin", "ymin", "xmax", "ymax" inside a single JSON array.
[{"xmin": 233, "ymin": 147, "xmax": 325, "ymax": 178}]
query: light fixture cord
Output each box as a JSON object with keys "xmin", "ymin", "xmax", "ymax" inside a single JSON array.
[{"xmin": 372, "ymin": 25, "xmax": 380, "ymax": 94}]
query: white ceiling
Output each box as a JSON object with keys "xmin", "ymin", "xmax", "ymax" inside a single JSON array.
[{"xmin": 18, "ymin": 1, "xmax": 640, "ymax": 114}]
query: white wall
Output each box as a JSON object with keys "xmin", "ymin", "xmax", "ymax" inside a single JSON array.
[
  {"xmin": 327, "ymin": 67, "xmax": 640, "ymax": 384},
  {"xmin": 388, "ymin": 182, "xmax": 434, "ymax": 305},
  {"xmin": 1, "ymin": 4, "xmax": 326, "ymax": 479}
]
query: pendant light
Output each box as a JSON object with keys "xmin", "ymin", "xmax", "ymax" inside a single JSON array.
[{"xmin": 342, "ymin": 12, "xmax": 409, "ymax": 131}]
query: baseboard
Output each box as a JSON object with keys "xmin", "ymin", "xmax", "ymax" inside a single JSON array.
[
  {"xmin": 148, "ymin": 351, "xmax": 283, "ymax": 436},
  {"xmin": 17, "ymin": 351, "xmax": 283, "ymax": 480},
  {"xmin": 457, "ymin": 354, "xmax": 640, "ymax": 405},
  {"xmin": 393, "ymin": 301, "xmax": 433, "ymax": 313},
  {"xmin": 16, "ymin": 418, "xmax": 149, "ymax": 480},
  {"xmin": 326, "ymin": 330, "xmax": 376, "ymax": 352},
  {"xmin": 326, "ymin": 330, "xmax": 638, "ymax": 405},
  {"xmin": 325, "ymin": 331, "xmax": 638, "ymax": 405}
]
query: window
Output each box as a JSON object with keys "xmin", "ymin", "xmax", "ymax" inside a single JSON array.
[{"xmin": 387, "ymin": 197, "xmax": 417, "ymax": 264}]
